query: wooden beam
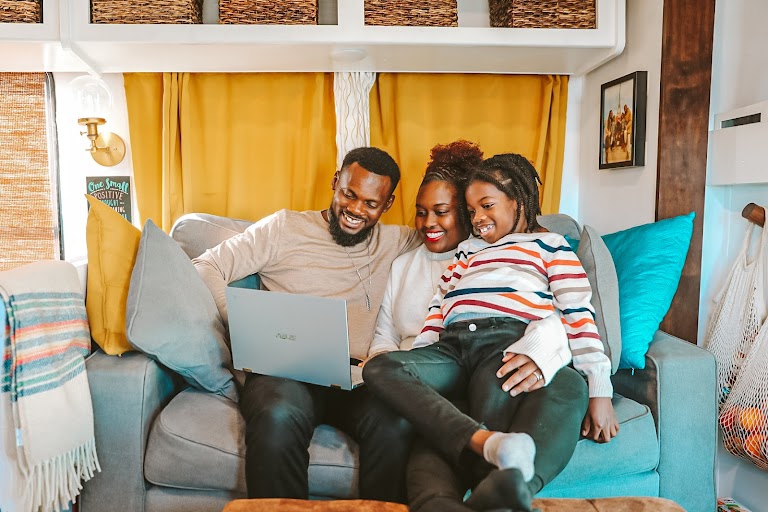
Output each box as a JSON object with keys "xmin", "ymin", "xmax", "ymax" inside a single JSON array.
[{"xmin": 656, "ymin": 0, "xmax": 716, "ymax": 342}]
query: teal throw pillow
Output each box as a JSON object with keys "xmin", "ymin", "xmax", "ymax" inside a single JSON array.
[
  {"xmin": 602, "ymin": 212, "xmax": 695, "ymax": 369},
  {"xmin": 126, "ymin": 220, "xmax": 238, "ymax": 401}
]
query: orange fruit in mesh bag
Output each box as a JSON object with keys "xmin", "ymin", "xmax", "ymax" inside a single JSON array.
[
  {"xmin": 744, "ymin": 433, "xmax": 766, "ymax": 460},
  {"xmin": 739, "ymin": 407, "xmax": 765, "ymax": 431},
  {"xmin": 723, "ymin": 431, "xmax": 741, "ymax": 453}
]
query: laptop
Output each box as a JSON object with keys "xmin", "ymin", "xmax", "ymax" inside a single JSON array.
[{"xmin": 225, "ymin": 287, "xmax": 364, "ymax": 390}]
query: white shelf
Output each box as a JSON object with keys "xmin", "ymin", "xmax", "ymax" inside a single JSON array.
[
  {"xmin": 0, "ymin": 0, "xmax": 626, "ymax": 75},
  {"xmin": 0, "ymin": 0, "xmax": 86, "ymax": 72}
]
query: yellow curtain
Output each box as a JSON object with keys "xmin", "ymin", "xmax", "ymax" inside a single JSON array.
[
  {"xmin": 124, "ymin": 73, "xmax": 336, "ymax": 231},
  {"xmin": 370, "ymin": 74, "xmax": 568, "ymax": 226}
]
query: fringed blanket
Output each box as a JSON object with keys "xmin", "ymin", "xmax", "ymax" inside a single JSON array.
[{"xmin": 0, "ymin": 261, "xmax": 100, "ymax": 512}]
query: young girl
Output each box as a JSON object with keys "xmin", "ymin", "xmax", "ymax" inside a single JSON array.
[{"xmin": 364, "ymin": 153, "xmax": 616, "ymax": 512}]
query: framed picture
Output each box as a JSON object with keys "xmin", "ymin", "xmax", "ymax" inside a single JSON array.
[{"xmin": 599, "ymin": 71, "xmax": 647, "ymax": 169}]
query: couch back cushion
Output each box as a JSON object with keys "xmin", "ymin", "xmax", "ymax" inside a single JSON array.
[
  {"xmin": 170, "ymin": 213, "xmax": 253, "ymax": 259},
  {"xmin": 540, "ymin": 213, "xmax": 622, "ymax": 373}
]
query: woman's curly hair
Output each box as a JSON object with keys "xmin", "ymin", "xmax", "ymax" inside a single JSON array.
[{"xmin": 420, "ymin": 140, "xmax": 484, "ymax": 234}]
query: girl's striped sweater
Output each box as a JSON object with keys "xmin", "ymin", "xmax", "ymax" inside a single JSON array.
[{"xmin": 413, "ymin": 231, "xmax": 612, "ymax": 397}]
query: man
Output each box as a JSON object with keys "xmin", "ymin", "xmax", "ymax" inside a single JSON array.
[{"xmin": 193, "ymin": 147, "xmax": 421, "ymax": 502}]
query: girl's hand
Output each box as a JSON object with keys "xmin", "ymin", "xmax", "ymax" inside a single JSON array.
[
  {"xmin": 581, "ymin": 397, "xmax": 619, "ymax": 443},
  {"xmin": 496, "ymin": 352, "xmax": 545, "ymax": 396}
]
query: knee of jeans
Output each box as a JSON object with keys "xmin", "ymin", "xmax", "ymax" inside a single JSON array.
[
  {"xmin": 374, "ymin": 409, "xmax": 413, "ymax": 444},
  {"xmin": 243, "ymin": 402, "xmax": 312, "ymax": 445},
  {"xmin": 556, "ymin": 367, "xmax": 590, "ymax": 403},
  {"xmin": 362, "ymin": 353, "xmax": 401, "ymax": 388}
]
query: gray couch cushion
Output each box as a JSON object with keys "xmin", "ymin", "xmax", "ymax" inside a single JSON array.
[
  {"xmin": 145, "ymin": 387, "xmax": 359, "ymax": 498},
  {"xmin": 170, "ymin": 213, "xmax": 253, "ymax": 259},
  {"xmin": 541, "ymin": 394, "xmax": 659, "ymax": 494},
  {"xmin": 577, "ymin": 225, "xmax": 622, "ymax": 374},
  {"xmin": 538, "ymin": 213, "xmax": 581, "ymax": 240}
]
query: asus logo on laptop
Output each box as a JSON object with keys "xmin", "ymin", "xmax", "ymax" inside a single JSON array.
[{"xmin": 276, "ymin": 333, "xmax": 296, "ymax": 341}]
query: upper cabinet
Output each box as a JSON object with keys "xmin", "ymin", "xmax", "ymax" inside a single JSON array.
[{"xmin": 1, "ymin": 0, "xmax": 626, "ymax": 75}]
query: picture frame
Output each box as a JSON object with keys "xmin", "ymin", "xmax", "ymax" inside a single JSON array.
[{"xmin": 599, "ymin": 71, "xmax": 647, "ymax": 169}]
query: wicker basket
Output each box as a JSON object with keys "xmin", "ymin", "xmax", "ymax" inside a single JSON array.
[
  {"xmin": 365, "ymin": 0, "xmax": 457, "ymax": 27},
  {"xmin": 219, "ymin": 0, "xmax": 317, "ymax": 25},
  {"xmin": 91, "ymin": 0, "xmax": 202, "ymax": 24},
  {"xmin": 0, "ymin": 0, "xmax": 42, "ymax": 23},
  {"xmin": 489, "ymin": 0, "xmax": 596, "ymax": 29}
]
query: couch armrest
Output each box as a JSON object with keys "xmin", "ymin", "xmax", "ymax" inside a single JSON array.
[
  {"xmin": 81, "ymin": 350, "xmax": 183, "ymax": 512},
  {"xmin": 612, "ymin": 330, "xmax": 716, "ymax": 512}
]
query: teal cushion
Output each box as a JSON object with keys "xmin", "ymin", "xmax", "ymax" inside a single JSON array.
[
  {"xmin": 126, "ymin": 220, "xmax": 238, "ymax": 401},
  {"xmin": 229, "ymin": 274, "xmax": 261, "ymax": 290},
  {"xmin": 603, "ymin": 213, "xmax": 695, "ymax": 369}
]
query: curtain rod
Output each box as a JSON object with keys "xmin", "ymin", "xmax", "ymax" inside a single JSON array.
[{"xmin": 742, "ymin": 202, "xmax": 766, "ymax": 228}]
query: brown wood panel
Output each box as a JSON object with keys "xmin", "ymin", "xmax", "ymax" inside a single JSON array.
[{"xmin": 656, "ymin": 0, "xmax": 716, "ymax": 342}]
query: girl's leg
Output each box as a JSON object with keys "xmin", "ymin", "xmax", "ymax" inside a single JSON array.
[
  {"xmin": 507, "ymin": 366, "xmax": 588, "ymax": 494},
  {"xmin": 363, "ymin": 337, "xmax": 481, "ymax": 466},
  {"xmin": 465, "ymin": 365, "xmax": 588, "ymax": 510}
]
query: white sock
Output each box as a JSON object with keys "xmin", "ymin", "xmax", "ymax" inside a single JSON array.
[{"xmin": 482, "ymin": 432, "xmax": 536, "ymax": 482}]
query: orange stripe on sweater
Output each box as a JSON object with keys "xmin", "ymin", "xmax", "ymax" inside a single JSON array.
[
  {"xmin": 564, "ymin": 318, "xmax": 596, "ymax": 328},
  {"xmin": 501, "ymin": 246, "xmax": 541, "ymax": 258},
  {"xmin": 499, "ymin": 293, "xmax": 555, "ymax": 311},
  {"xmin": 544, "ymin": 258, "xmax": 582, "ymax": 269}
]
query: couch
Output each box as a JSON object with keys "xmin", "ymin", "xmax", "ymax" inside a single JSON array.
[{"xmin": 79, "ymin": 213, "xmax": 717, "ymax": 512}]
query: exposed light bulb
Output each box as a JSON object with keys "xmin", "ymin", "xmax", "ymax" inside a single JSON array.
[{"xmin": 70, "ymin": 75, "xmax": 113, "ymax": 119}]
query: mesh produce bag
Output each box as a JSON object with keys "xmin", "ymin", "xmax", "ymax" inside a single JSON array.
[
  {"xmin": 705, "ymin": 223, "xmax": 767, "ymax": 406},
  {"xmin": 719, "ymin": 320, "xmax": 768, "ymax": 470}
]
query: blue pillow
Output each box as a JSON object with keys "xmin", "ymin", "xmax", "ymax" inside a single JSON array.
[
  {"xmin": 565, "ymin": 213, "xmax": 694, "ymax": 369},
  {"xmin": 603, "ymin": 213, "xmax": 694, "ymax": 369}
]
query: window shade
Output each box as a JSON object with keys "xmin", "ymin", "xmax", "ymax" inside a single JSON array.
[{"xmin": 0, "ymin": 73, "xmax": 60, "ymax": 271}]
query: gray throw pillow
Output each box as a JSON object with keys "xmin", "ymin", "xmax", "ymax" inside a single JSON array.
[
  {"xmin": 126, "ymin": 220, "xmax": 238, "ymax": 401},
  {"xmin": 577, "ymin": 225, "xmax": 622, "ymax": 374},
  {"xmin": 538, "ymin": 213, "xmax": 582, "ymax": 240}
]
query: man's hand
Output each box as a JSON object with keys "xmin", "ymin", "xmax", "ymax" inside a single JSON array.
[
  {"xmin": 496, "ymin": 352, "xmax": 545, "ymax": 397},
  {"xmin": 358, "ymin": 352, "xmax": 386, "ymax": 368},
  {"xmin": 581, "ymin": 397, "xmax": 619, "ymax": 443}
]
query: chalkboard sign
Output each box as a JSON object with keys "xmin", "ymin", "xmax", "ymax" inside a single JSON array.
[{"xmin": 86, "ymin": 176, "xmax": 132, "ymax": 223}]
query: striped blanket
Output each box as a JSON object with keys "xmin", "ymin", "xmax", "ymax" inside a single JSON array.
[{"xmin": 0, "ymin": 261, "xmax": 100, "ymax": 512}]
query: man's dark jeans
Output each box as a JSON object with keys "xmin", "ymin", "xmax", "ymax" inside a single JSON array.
[{"xmin": 239, "ymin": 374, "xmax": 412, "ymax": 503}]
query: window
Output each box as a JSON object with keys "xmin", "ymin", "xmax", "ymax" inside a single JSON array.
[{"xmin": 0, "ymin": 72, "xmax": 61, "ymax": 271}]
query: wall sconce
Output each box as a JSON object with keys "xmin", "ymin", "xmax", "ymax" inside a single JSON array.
[{"xmin": 71, "ymin": 75, "xmax": 126, "ymax": 167}]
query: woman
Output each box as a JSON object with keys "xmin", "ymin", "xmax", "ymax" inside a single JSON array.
[{"xmin": 366, "ymin": 142, "xmax": 589, "ymax": 512}]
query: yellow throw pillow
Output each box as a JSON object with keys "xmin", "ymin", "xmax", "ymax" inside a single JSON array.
[{"xmin": 85, "ymin": 194, "xmax": 141, "ymax": 355}]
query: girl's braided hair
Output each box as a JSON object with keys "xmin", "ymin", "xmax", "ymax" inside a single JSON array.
[
  {"xmin": 468, "ymin": 153, "xmax": 542, "ymax": 234},
  {"xmin": 420, "ymin": 140, "xmax": 483, "ymax": 234}
]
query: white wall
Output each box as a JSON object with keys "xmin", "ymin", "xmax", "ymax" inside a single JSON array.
[
  {"xmin": 53, "ymin": 73, "xmax": 135, "ymax": 262},
  {"xmin": 703, "ymin": 0, "xmax": 768, "ymax": 508},
  {"xmin": 576, "ymin": 0, "xmax": 663, "ymax": 234}
]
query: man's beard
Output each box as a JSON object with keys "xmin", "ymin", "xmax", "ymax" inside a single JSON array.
[{"xmin": 328, "ymin": 207, "xmax": 374, "ymax": 247}]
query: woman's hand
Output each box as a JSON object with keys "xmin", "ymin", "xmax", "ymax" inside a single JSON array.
[
  {"xmin": 496, "ymin": 352, "xmax": 545, "ymax": 396},
  {"xmin": 581, "ymin": 397, "xmax": 619, "ymax": 443}
]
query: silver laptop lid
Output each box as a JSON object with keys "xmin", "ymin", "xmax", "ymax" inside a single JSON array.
[{"xmin": 226, "ymin": 287, "xmax": 355, "ymax": 390}]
